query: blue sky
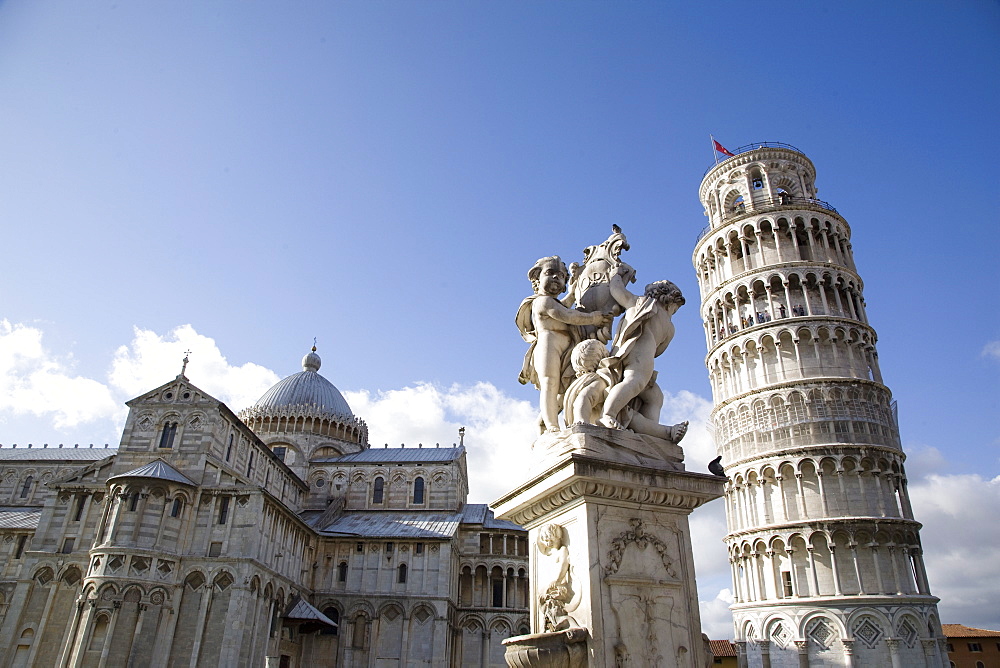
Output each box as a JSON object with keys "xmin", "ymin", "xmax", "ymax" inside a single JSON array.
[{"xmin": 0, "ymin": 0, "xmax": 997, "ymax": 638}]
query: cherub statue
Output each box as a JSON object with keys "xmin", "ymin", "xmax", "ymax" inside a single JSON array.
[
  {"xmin": 563, "ymin": 339, "xmax": 614, "ymax": 426},
  {"xmin": 537, "ymin": 523, "xmax": 579, "ymax": 632},
  {"xmin": 599, "ymin": 271, "xmax": 688, "ymax": 443},
  {"xmin": 517, "ymin": 256, "xmax": 611, "ymax": 432}
]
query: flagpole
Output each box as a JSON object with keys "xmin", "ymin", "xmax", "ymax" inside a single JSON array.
[{"xmin": 711, "ymin": 134, "xmax": 719, "ymax": 165}]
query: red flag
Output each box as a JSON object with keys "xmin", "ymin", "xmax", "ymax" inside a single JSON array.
[{"xmin": 714, "ymin": 140, "xmax": 735, "ymax": 157}]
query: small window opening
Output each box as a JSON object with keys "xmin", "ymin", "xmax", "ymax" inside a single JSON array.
[
  {"xmin": 273, "ymin": 446, "xmax": 287, "ymax": 462},
  {"xmin": 397, "ymin": 563, "xmax": 407, "ymax": 583},
  {"xmin": 492, "ymin": 579, "xmax": 503, "ymax": 607},
  {"xmin": 338, "ymin": 561, "xmax": 348, "ymax": 582},
  {"xmin": 413, "ymin": 476, "xmax": 425, "ymax": 504},
  {"xmin": 170, "ymin": 498, "xmax": 183, "ymax": 518},
  {"xmin": 372, "ymin": 477, "xmax": 384, "ymax": 504},
  {"xmin": 19, "ymin": 476, "xmax": 33, "ymax": 498},
  {"xmin": 159, "ymin": 422, "xmax": 177, "ymax": 449},
  {"xmin": 73, "ymin": 496, "xmax": 86, "ymax": 521},
  {"xmin": 415, "ymin": 542, "xmax": 424, "ymax": 555},
  {"xmin": 781, "ymin": 571, "xmax": 794, "ymax": 597},
  {"xmin": 128, "ymin": 492, "xmax": 140, "ymax": 512},
  {"xmin": 225, "ymin": 434, "xmax": 234, "ymax": 462},
  {"xmin": 61, "ymin": 538, "xmax": 75, "ymax": 554},
  {"xmin": 14, "ymin": 535, "xmax": 27, "ymax": 559},
  {"xmin": 218, "ymin": 496, "xmax": 230, "ymax": 524},
  {"xmin": 356, "ymin": 542, "xmax": 364, "ymax": 553},
  {"xmin": 321, "ymin": 607, "xmax": 340, "ymax": 636}
]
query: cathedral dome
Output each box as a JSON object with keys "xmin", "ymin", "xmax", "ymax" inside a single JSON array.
[
  {"xmin": 239, "ymin": 347, "xmax": 368, "ymax": 451},
  {"xmin": 249, "ymin": 348, "xmax": 354, "ymax": 419}
]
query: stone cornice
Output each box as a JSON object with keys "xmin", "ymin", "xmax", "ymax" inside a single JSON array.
[
  {"xmin": 493, "ymin": 452, "xmax": 724, "ymax": 528},
  {"xmin": 724, "ymin": 516, "xmax": 923, "ymax": 542},
  {"xmin": 708, "ymin": 376, "xmax": 891, "ymax": 415},
  {"xmin": 729, "ymin": 593, "xmax": 941, "ymax": 611},
  {"xmin": 704, "ymin": 316, "xmax": 876, "ymax": 361},
  {"xmin": 699, "ymin": 260, "xmax": 864, "ymax": 304},
  {"xmin": 719, "ymin": 441, "xmax": 906, "ymax": 472},
  {"xmin": 694, "ymin": 204, "xmax": 851, "ymax": 256}
]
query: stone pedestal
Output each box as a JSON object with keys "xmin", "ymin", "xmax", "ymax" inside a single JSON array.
[{"xmin": 495, "ymin": 424, "xmax": 724, "ymax": 668}]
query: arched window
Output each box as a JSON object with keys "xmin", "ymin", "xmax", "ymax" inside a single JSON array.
[
  {"xmin": 225, "ymin": 434, "xmax": 234, "ymax": 462},
  {"xmin": 413, "ymin": 477, "xmax": 425, "ymax": 504},
  {"xmin": 159, "ymin": 422, "xmax": 177, "ymax": 449},
  {"xmin": 321, "ymin": 607, "xmax": 339, "ymax": 636},
  {"xmin": 397, "ymin": 563, "xmax": 407, "ymax": 583},
  {"xmin": 372, "ymin": 477, "xmax": 384, "ymax": 504},
  {"xmin": 89, "ymin": 615, "xmax": 109, "ymax": 650},
  {"xmin": 170, "ymin": 498, "xmax": 183, "ymax": 518},
  {"xmin": 19, "ymin": 476, "xmax": 33, "ymax": 499},
  {"xmin": 337, "ymin": 562, "xmax": 348, "ymax": 582}
]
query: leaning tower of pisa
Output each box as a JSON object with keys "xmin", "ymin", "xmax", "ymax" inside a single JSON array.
[{"xmin": 693, "ymin": 143, "xmax": 947, "ymax": 668}]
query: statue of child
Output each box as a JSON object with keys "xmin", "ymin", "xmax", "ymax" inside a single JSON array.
[{"xmin": 517, "ymin": 256, "xmax": 611, "ymax": 432}]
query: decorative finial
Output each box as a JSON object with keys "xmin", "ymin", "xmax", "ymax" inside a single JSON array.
[
  {"xmin": 312, "ymin": 337, "xmax": 317, "ymax": 352},
  {"xmin": 181, "ymin": 350, "xmax": 192, "ymax": 376},
  {"xmin": 458, "ymin": 426, "xmax": 466, "ymax": 447}
]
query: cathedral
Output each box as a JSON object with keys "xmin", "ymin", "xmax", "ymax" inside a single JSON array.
[{"xmin": 0, "ymin": 349, "xmax": 528, "ymax": 667}]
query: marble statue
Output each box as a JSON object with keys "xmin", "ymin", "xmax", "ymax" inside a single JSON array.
[
  {"xmin": 516, "ymin": 229, "xmax": 688, "ymax": 444},
  {"xmin": 601, "ymin": 274, "xmax": 684, "ymax": 429},
  {"xmin": 517, "ymin": 256, "xmax": 611, "ymax": 432},
  {"xmin": 566, "ymin": 225, "xmax": 637, "ymax": 343},
  {"xmin": 562, "ymin": 339, "xmax": 614, "ymax": 426},
  {"xmin": 537, "ymin": 523, "xmax": 580, "ymax": 632}
]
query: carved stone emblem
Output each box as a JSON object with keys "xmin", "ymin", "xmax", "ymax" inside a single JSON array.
[{"xmin": 604, "ymin": 518, "xmax": 676, "ymax": 580}]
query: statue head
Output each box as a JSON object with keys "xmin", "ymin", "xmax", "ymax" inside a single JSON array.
[
  {"xmin": 528, "ymin": 256, "xmax": 569, "ymax": 297},
  {"xmin": 537, "ymin": 523, "xmax": 566, "ymax": 555},
  {"xmin": 571, "ymin": 339, "xmax": 609, "ymax": 376},
  {"xmin": 644, "ymin": 280, "xmax": 685, "ymax": 308}
]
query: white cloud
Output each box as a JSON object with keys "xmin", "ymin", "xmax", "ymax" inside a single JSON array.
[
  {"xmin": 660, "ymin": 389, "xmax": 718, "ymax": 476},
  {"xmin": 0, "ymin": 319, "xmax": 119, "ymax": 429},
  {"xmin": 909, "ymin": 472, "xmax": 1000, "ymax": 630},
  {"xmin": 0, "ymin": 322, "xmax": 281, "ymax": 440},
  {"xmin": 344, "ymin": 382, "xmax": 538, "ymax": 504},
  {"xmin": 108, "ymin": 324, "xmax": 280, "ymax": 411},
  {"xmin": 699, "ymin": 589, "xmax": 736, "ymax": 640},
  {"xmin": 983, "ymin": 339, "xmax": 1000, "ymax": 361}
]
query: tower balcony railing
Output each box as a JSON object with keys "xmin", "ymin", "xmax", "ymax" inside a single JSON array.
[
  {"xmin": 703, "ymin": 142, "xmax": 805, "ymax": 177},
  {"xmin": 696, "ymin": 195, "xmax": 840, "ymax": 243}
]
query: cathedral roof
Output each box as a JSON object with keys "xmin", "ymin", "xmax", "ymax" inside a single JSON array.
[
  {"xmin": 0, "ymin": 507, "xmax": 42, "ymax": 530},
  {"xmin": 108, "ymin": 459, "xmax": 195, "ymax": 486},
  {"xmin": 0, "ymin": 447, "xmax": 117, "ymax": 461},
  {"xmin": 311, "ymin": 510, "xmax": 462, "ymax": 538},
  {"xmin": 313, "ymin": 445, "xmax": 464, "ymax": 465},
  {"xmin": 460, "ymin": 503, "xmax": 523, "ymax": 531},
  {"xmin": 244, "ymin": 348, "xmax": 355, "ymax": 421}
]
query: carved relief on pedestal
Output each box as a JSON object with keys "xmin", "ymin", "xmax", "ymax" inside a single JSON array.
[
  {"xmin": 603, "ymin": 518, "xmax": 682, "ymax": 667},
  {"xmin": 537, "ymin": 523, "xmax": 581, "ymax": 632}
]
